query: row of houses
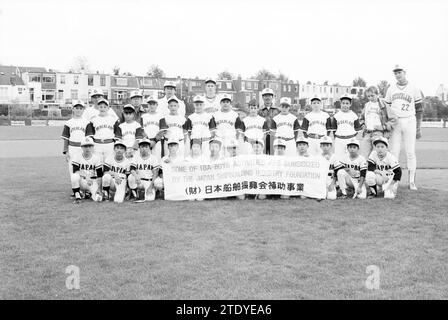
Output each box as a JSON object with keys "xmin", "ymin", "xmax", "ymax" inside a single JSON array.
[{"xmin": 0, "ymin": 65, "xmax": 367, "ymax": 112}]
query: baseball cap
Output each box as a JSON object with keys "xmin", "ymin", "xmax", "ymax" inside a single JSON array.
[
  {"xmin": 146, "ymin": 96, "xmax": 158, "ymax": 104},
  {"xmin": 220, "ymin": 93, "xmax": 232, "ymax": 102},
  {"xmin": 209, "ymin": 137, "xmax": 222, "ymax": 145},
  {"xmin": 123, "ymin": 104, "xmax": 135, "ymax": 112},
  {"xmin": 251, "ymin": 139, "xmax": 264, "ymax": 147},
  {"xmin": 393, "ymin": 64, "xmax": 404, "ymax": 72},
  {"xmin": 114, "ymin": 139, "xmax": 127, "ymax": 148},
  {"xmin": 372, "ymin": 136, "xmax": 389, "ymax": 147},
  {"xmin": 97, "ymin": 98, "xmax": 109, "ymax": 106},
  {"xmin": 167, "ymin": 97, "xmax": 179, "ymax": 104},
  {"xmin": 204, "ymin": 78, "xmax": 217, "ymax": 85},
  {"xmin": 167, "ymin": 137, "xmax": 180, "ymax": 145},
  {"xmin": 310, "ymin": 95, "xmax": 322, "ymax": 102},
  {"xmin": 273, "ymin": 138, "xmax": 286, "ymax": 147},
  {"xmin": 164, "ymin": 80, "xmax": 177, "ymax": 88},
  {"xmin": 261, "ymin": 88, "xmax": 274, "ymax": 96},
  {"xmin": 340, "ymin": 94, "xmax": 352, "ymax": 102},
  {"xmin": 296, "ymin": 136, "xmax": 309, "ymax": 145},
  {"xmin": 71, "ymin": 99, "xmax": 85, "ymax": 108},
  {"xmin": 80, "ymin": 137, "xmax": 94, "ymax": 147},
  {"xmin": 193, "ymin": 95, "xmax": 205, "ymax": 103},
  {"xmin": 319, "ymin": 136, "xmax": 333, "ymax": 145},
  {"xmin": 138, "ymin": 138, "xmax": 155, "ymax": 148},
  {"xmin": 346, "ymin": 138, "xmax": 360, "ymax": 148},
  {"xmin": 90, "ymin": 88, "xmax": 104, "ymax": 98},
  {"xmin": 279, "ymin": 97, "xmax": 291, "ymax": 106},
  {"xmin": 129, "ymin": 90, "xmax": 143, "ymax": 99}
]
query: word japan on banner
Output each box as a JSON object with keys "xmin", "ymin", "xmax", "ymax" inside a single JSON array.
[{"xmin": 162, "ymin": 155, "xmax": 329, "ymax": 201}]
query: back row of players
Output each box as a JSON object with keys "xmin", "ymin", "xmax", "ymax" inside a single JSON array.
[{"xmin": 62, "ymin": 78, "xmax": 411, "ymax": 202}]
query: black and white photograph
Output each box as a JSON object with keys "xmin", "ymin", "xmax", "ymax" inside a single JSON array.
[{"xmin": 0, "ymin": 0, "xmax": 447, "ymax": 304}]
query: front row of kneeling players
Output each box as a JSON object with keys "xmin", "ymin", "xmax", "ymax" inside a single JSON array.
[{"xmin": 70, "ymin": 133, "xmax": 402, "ymax": 203}]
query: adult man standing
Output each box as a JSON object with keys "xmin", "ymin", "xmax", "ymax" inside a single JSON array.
[
  {"xmin": 157, "ymin": 80, "xmax": 186, "ymax": 117},
  {"xmin": 83, "ymin": 87, "xmax": 118, "ymax": 122},
  {"xmin": 203, "ymin": 78, "xmax": 221, "ymax": 114},
  {"xmin": 258, "ymin": 88, "xmax": 280, "ymax": 154},
  {"xmin": 119, "ymin": 90, "xmax": 144, "ymax": 123},
  {"xmin": 385, "ymin": 65, "xmax": 423, "ymax": 190}
]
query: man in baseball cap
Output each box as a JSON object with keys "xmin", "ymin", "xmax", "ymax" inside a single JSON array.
[
  {"xmin": 259, "ymin": 87, "xmax": 279, "ymax": 155},
  {"xmin": 83, "ymin": 88, "xmax": 118, "ymax": 122},
  {"xmin": 203, "ymin": 78, "xmax": 220, "ymax": 114},
  {"xmin": 157, "ymin": 80, "xmax": 186, "ymax": 117},
  {"xmin": 296, "ymin": 136, "xmax": 310, "ymax": 157},
  {"xmin": 209, "ymin": 137, "xmax": 222, "ymax": 162}
]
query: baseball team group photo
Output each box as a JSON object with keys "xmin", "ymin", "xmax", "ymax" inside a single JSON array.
[{"xmin": 1, "ymin": 0, "xmax": 447, "ymax": 302}]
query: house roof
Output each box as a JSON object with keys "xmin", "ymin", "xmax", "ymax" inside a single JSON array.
[{"xmin": 0, "ymin": 66, "xmax": 25, "ymax": 86}]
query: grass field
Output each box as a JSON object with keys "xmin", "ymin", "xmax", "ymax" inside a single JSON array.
[{"xmin": 1, "ymin": 126, "xmax": 448, "ymax": 299}]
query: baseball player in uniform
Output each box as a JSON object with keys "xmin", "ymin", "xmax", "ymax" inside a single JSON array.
[
  {"xmin": 86, "ymin": 98, "xmax": 121, "ymax": 162},
  {"xmin": 296, "ymin": 136, "xmax": 310, "ymax": 157},
  {"xmin": 273, "ymin": 138, "xmax": 286, "ymax": 156},
  {"xmin": 320, "ymin": 136, "xmax": 338, "ymax": 200},
  {"xmin": 71, "ymin": 137, "xmax": 103, "ymax": 203},
  {"xmin": 332, "ymin": 94, "xmax": 363, "ymax": 160},
  {"xmin": 184, "ymin": 95, "xmax": 216, "ymax": 158},
  {"xmin": 120, "ymin": 90, "xmax": 144, "ymax": 124},
  {"xmin": 366, "ymin": 137, "xmax": 402, "ymax": 199},
  {"xmin": 61, "ymin": 100, "xmax": 90, "ymax": 177},
  {"xmin": 128, "ymin": 138, "xmax": 162, "ymax": 202},
  {"xmin": 271, "ymin": 97, "xmax": 301, "ymax": 157},
  {"xmin": 209, "ymin": 137, "xmax": 223, "ymax": 162},
  {"xmin": 334, "ymin": 138, "xmax": 367, "ymax": 199},
  {"xmin": 140, "ymin": 96, "xmax": 163, "ymax": 160},
  {"xmin": 159, "ymin": 97, "xmax": 188, "ymax": 158},
  {"xmin": 102, "ymin": 140, "xmax": 131, "ymax": 203},
  {"xmin": 185, "ymin": 139, "xmax": 206, "ymax": 163},
  {"xmin": 258, "ymin": 88, "xmax": 280, "ymax": 155},
  {"xmin": 83, "ymin": 88, "xmax": 119, "ymax": 122},
  {"xmin": 240, "ymin": 100, "xmax": 269, "ymax": 155},
  {"xmin": 300, "ymin": 95, "xmax": 333, "ymax": 156},
  {"xmin": 211, "ymin": 93, "xmax": 243, "ymax": 157},
  {"xmin": 157, "ymin": 80, "xmax": 186, "ymax": 117},
  {"xmin": 203, "ymin": 78, "xmax": 221, "ymax": 114},
  {"xmin": 119, "ymin": 104, "xmax": 144, "ymax": 159},
  {"xmin": 385, "ymin": 65, "xmax": 423, "ymax": 190}
]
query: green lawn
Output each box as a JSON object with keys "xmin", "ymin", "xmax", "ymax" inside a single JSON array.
[{"xmin": 1, "ymin": 157, "xmax": 447, "ymax": 299}]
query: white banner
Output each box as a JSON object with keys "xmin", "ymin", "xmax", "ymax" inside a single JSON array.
[{"xmin": 162, "ymin": 155, "xmax": 329, "ymax": 201}]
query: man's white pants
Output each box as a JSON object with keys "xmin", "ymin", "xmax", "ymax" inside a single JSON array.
[
  {"xmin": 67, "ymin": 146, "xmax": 82, "ymax": 176},
  {"xmin": 337, "ymin": 170, "xmax": 366, "ymax": 198},
  {"xmin": 389, "ymin": 116, "xmax": 416, "ymax": 171},
  {"xmin": 102, "ymin": 173, "xmax": 127, "ymax": 202}
]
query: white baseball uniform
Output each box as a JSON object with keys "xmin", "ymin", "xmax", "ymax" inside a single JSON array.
[
  {"xmin": 86, "ymin": 115, "xmax": 121, "ymax": 162},
  {"xmin": 159, "ymin": 114, "xmax": 187, "ymax": 157},
  {"xmin": 241, "ymin": 115, "xmax": 269, "ymax": 154},
  {"xmin": 332, "ymin": 110, "xmax": 362, "ymax": 160},
  {"xmin": 335, "ymin": 154, "xmax": 367, "ymax": 198},
  {"xmin": 301, "ymin": 111, "xmax": 332, "ymax": 156},
  {"xmin": 385, "ymin": 82, "xmax": 422, "ymax": 172},
  {"xmin": 128, "ymin": 152, "xmax": 161, "ymax": 199},
  {"xmin": 203, "ymin": 95, "xmax": 221, "ymax": 114},
  {"xmin": 184, "ymin": 112, "xmax": 215, "ymax": 157},
  {"xmin": 61, "ymin": 117, "xmax": 90, "ymax": 175},
  {"xmin": 102, "ymin": 155, "xmax": 131, "ymax": 202},
  {"xmin": 212, "ymin": 110, "xmax": 243, "ymax": 156},
  {"xmin": 140, "ymin": 112, "xmax": 163, "ymax": 159},
  {"xmin": 83, "ymin": 106, "xmax": 119, "ymax": 122},
  {"xmin": 272, "ymin": 113, "xmax": 300, "ymax": 157},
  {"xmin": 366, "ymin": 150, "xmax": 400, "ymax": 186},
  {"xmin": 71, "ymin": 153, "xmax": 102, "ymax": 197},
  {"xmin": 119, "ymin": 120, "xmax": 143, "ymax": 158}
]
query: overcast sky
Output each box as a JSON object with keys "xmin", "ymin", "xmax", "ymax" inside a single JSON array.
[{"xmin": 0, "ymin": 0, "xmax": 446, "ymax": 94}]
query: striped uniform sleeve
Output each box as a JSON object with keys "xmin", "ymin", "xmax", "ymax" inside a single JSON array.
[
  {"xmin": 325, "ymin": 117, "xmax": 333, "ymax": 134},
  {"xmin": 183, "ymin": 118, "xmax": 192, "ymax": 132},
  {"xmin": 235, "ymin": 116, "xmax": 244, "ymax": 132},
  {"xmin": 293, "ymin": 119, "xmax": 301, "ymax": 132},
  {"xmin": 86, "ymin": 122, "xmax": 95, "ymax": 137},
  {"xmin": 209, "ymin": 117, "xmax": 217, "ymax": 131},
  {"xmin": 114, "ymin": 121, "xmax": 122, "ymax": 139},
  {"xmin": 159, "ymin": 118, "xmax": 168, "ymax": 130},
  {"xmin": 95, "ymin": 162, "xmax": 103, "ymax": 177},
  {"xmin": 262, "ymin": 120, "xmax": 269, "ymax": 133},
  {"xmin": 300, "ymin": 117, "xmax": 309, "ymax": 133},
  {"xmin": 61, "ymin": 124, "xmax": 70, "ymax": 140}
]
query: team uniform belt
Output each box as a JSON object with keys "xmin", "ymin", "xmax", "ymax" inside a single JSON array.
[
  {"xmin": 364, "ymin": 129, "xmax": 383, "ymax": 134},
  {"xmin": 93, "ymin": 138, "xmax": 115, "ymax": 144},
  {"xmin": 68, "ymin": 141, "xmax": 81, "ymax": 147},
  {"xmin": 244, "ymin": 137, "xmax": 263, "ymax": 144},
  {"xmin": 334, "ymin": 133, "xmax": 357, "ymax": 139},
  {"xmin": 276, "ymin": 136, "xmax": 295, "ymax": 141},
  {"xmin": 82, "ymin": 176, "xmax": 97, "ymax": 179},
  {"xmin": 140, "ymin": 178, "xmax": 152, "ymax": 181},
  {"xmin": 307, "ymin": 133, "xmax": 325, "ymax": 139}
]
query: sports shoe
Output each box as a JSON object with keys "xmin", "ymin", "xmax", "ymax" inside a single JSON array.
[
  {"xmin": 338, "ymin": 194, "xmax": 348, "ymax": 199},
  {"xmin": 409, "ymin": 182, "xmax": 418, "ymax": 191},
  {"xmin": 73, "ymin": 192, "xmax": 82, "ymax": 204},
  {"xmin": 84, "ymin": 191, "xmax": 92, "ymax": 200},
  {"xmin": 102, "ymin": 191, "xmax": 110, "ymax": 201}
]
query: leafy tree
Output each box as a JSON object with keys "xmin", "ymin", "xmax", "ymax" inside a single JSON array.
[
  {"xmin": 70, "ymin": 56, "xmax": 91, "ymax": 73},
  {"xmin": 353, "ymin": 77, "xmax": 367, "ymax": 87},
  {"xmin": 277, "ymin": 72, "xmax": 289, "ymax": 82},
  {"xmin": 217, "ymin": 71, "xmax": 234, "ymax": 80},
  {"xmin": 146, "ymin": 65, "xmax": 165, "ymax": 78},
  {"xmin": 112, "ymin": 66, "xmax": 120, "ymax": 76},
  {"xmin": 254, "ymin": 69, "xmax": 276, "ymax": 80}
]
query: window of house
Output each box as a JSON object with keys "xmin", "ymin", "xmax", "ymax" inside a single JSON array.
[
  {"xmin": 217, "ymin": 82, "xmax": 222, "ymax": 89},
  {"xmin": 226, "ymin": 82, "xmax": 232, "ymax": 90},
  {"xmin": 116, "ymin": 91, "xmax": 126, "ymax": 99},
  {"xmin": 295, "ymin": 86, "xmax": 298, "ymax": 92},
  {"xmin": 283, "ymin": 85, "xmax": 287, "ymax": 91},
  {"xmin": 60, "ymin": 75, "xmax": 65, "ymax": 84},
  {"xmin": 100, "ymin": 76, "xmax": 106, "ymax": 86},
  {"xmin": 29, "ymin": 88, "xmax": 34, "ymax": 102},
  {"xmin": 42, "ymin": 90, "xmax": 55, "ymax": 102},
  {"xmin": 330, "ymin": 87, "xmax": 333, "ymax": 93},
  {"xmin": 42, "ymin": 75, "xmax": 55, "ymax": 83},
  {"xmin": 71, "ymin": 89, "xmax": 78, "ymax": 99},
  {"xmin": 0, "ymin": 87, "xmax": 8, "ymax": 100},
  {"xmin": 336, "ymin": 88, "xmax": 339, "ymax": 93},
  {"xmin": 116, "ymin": 78, "xmax": 128, "ymax": 86},
  {"xmin": 74, "ymin": 76, "xmax": 79, "ymax": 85},
  {"xmin": 57, "ymin": 90, "xmax": 64, "ymax": 100},
  {"xmin": 245, "ymin": 93, "xmax": 251, "ymax": 103},
  {"xmin": 88, "ymin": 75, "xmax": 94, "ymax": 86},
  {"xmin": 247, "ymin": 82, "xmax": 252, "ymax": 90},
  {"xmin": 253, "ymin": 82, "xmax": 258, "ymax": 90},
  {"xmin": 29, "ymin": 74, "xmax": 41, "ymax": 82},
  {"xmin": 288, "ymin": 85, "xmax": 291, "ymax": 92}
]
